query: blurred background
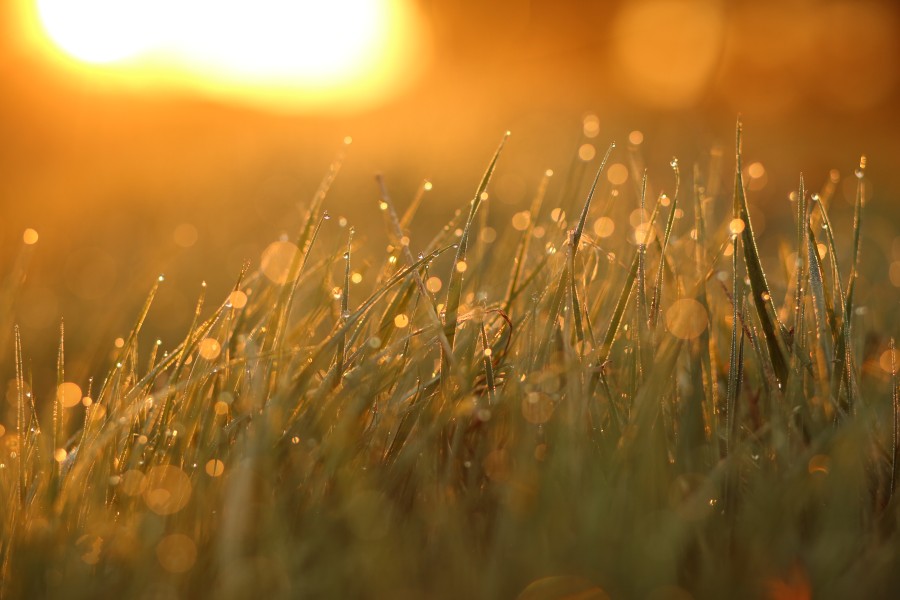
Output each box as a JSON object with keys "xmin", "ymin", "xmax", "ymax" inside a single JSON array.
[{"xmin": 1, "ymin": 0, "xmax": 898, "ymax": 389}]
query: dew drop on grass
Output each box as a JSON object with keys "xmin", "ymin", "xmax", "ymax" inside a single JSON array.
[
  {"xmin": 228, "ymin": 290, "xmax": 248, "ymax": 309},
  {"xmin": 57, "ymin": 382, "xmax": 83, "ymax": 408},
  {"xmin": 205, "ymin": 459, "xmax": 225, "ymax": 477},
  {"xmin": 670, "ymin": 157, "xmax": 679, "ymax": 168},
  {"xmin": 729, "ymin": 218, "xmax": 746, "ymax": 235},
  {"xmin": 394, "ymin": 314, "xmax": 410, "ymax": 328},
  {"xmin": 323, "ymin": 211, "xmax": 331, "ymax": 220},
  {"xmin": 198, "ymin": 338, "xmax": 222, "ymax": 361},
  {"xmin": 379, "ymin": 201, "xmax": 388, "ymax": 211},
  {"xmin": 665, "ymin": 298, "xmax": 709, "ymax": 340}
]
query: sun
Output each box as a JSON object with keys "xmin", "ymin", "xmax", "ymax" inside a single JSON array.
[{"xmin": 32, "ymin": 0, "xmax": 425, "ymax": 109}]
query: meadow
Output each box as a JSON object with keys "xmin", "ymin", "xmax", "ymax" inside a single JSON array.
[{"xmin": 1, "ymin": 121, "xmax": 897, "ymax": 599}]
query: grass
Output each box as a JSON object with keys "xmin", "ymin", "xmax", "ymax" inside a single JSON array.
[{"xmin": 1, "ymin": 121, "xmax": 898, "ymax": 599}]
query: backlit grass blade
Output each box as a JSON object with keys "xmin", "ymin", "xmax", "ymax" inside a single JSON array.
[
  {"xmin": 443, "ymin": 132, "xmax": 509, "ymax": 354},
  {"xmin": 792, "ymin": 175, "xmax": 808, "ymax": 354},
  {"xmin": 536, "ymin": 143, "xmax": 614, "ymax": 365},
  {"xmin": 479, "ymin": 323, "xmax": 497, "ymax": 404},
  {"xmin": 334, "ymin": 228, "xmax": 353, "ymax": 384},
  {"xmin": 376, "ymin": 174, "xmax": 454, "ymax": 363},
  {"xmin": 693, "ymin": 164, "xmax": 719, "ymax": 455},
  {"xmin": 269, "ymin": 144, "xmax": 348, "ymax": 356},
  {"xmin": 15, "ymin": 325, "xmax": 27, "ymax": 508},
  {"xmin": 572, "ymin": 143, "xmax": 615, "ymax": 253},
  {"xmin": 399, "ymin": 179, "xmax": 432, "ymax": 231},
  {"xmin": 892, "ymin": 339, "xmax": 899, "ymax": 501},
  {"xmin": 504, "ymin": 169, "xmax": 552, "ymax": 312},
  {"xmin": 733, "ymin": 120, "xmax": 789, "ymax": 389},
  {"xmin": 650, "ymin": 159, "xmax": 680, "ymax": 328},
  {"xmin": 636, "ymin": 171, "xmax": 652, "ymax": 377},
  {"xmin": 726, "ymin": 239, "xmax": 745, "ymax": 458},
  {"xmin": 836, "ymin": 157, "xmax": 866, "ymax": 414},
  {"xmin": 595, "ymin": 194, "xmax": 663, "ymax": 366},
  {"xmin": 284, "ymin": 247, "xmax": 453, "ymax": 428},
  {"xmin": 806, "ymin": 222, "xmax": 832, "ymax": 383}
]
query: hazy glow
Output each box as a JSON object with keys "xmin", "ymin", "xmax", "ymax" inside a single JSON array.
[
  {"xmin": 612, "ymin": 0, "xmax": 724, "ymax": 109},
  {"xmin": 34, "ymin": 0, "xmax": 425, "ymax": 110},
  {"xmin": 666, "ymin": 298, "xmax": 709, "ymax": 340}
]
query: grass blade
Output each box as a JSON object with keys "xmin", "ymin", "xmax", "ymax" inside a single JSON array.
[
  {"xmin": 443, "ymin": 132, "xmax": 509, "ymax": 355},
  {"xmin": 734, "ymin": 119, "xmax": 789, "ymax": 389}
]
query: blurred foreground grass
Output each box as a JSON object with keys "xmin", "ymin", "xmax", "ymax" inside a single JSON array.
[{"xmin": 1, "ymin": 122, "xmax": 898, "ymax": 599}]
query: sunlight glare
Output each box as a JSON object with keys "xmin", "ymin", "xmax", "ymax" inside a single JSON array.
[{"xmin": 34, "ymin": 0, "xmax": 425, "ymax": 110}]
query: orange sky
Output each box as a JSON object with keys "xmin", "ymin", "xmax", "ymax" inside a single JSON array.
[{"xmin": 1, "ymin": 0, "xmax": 898, "ymax": 383}]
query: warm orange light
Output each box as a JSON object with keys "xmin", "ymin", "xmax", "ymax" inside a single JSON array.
[{"xmin": 32, "ymin": 0, "xmax": 426, "ymax": 111}]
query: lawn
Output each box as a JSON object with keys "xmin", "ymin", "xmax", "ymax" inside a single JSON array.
[{"xmin": 1, "ymin": 121, "xmax": 896, "ymax": 599}]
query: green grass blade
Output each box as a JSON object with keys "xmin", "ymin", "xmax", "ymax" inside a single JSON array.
[
  {"xmin": 443, "ymin": 132, "xmax": 509, "ymax": 353},
  {"xmin": 734, "ymin": 120, "xmax": 789, "ymax": 389},
  {"xmin": 504, "ymin": 169, "xmax": 552, "ymax": 312},
  {"xmin": 650, "ymin": 158, "xmax": 680, "ymax": 328}
]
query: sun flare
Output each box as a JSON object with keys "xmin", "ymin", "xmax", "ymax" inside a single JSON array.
[{"xmin": 33, "ymin": 0, "xmax": 424, "ymax": 109}]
